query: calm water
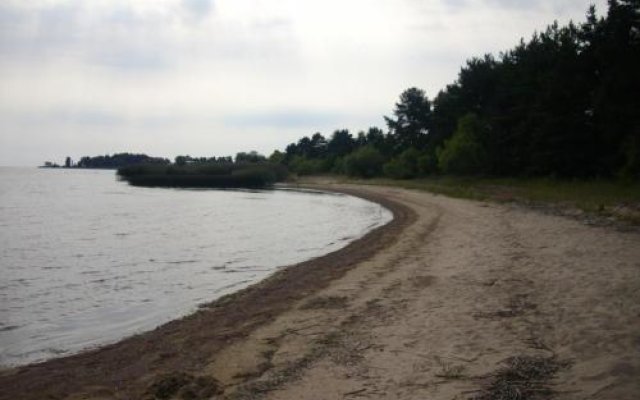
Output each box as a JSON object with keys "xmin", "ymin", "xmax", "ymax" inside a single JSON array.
[{"xmin": 0, "ymin": 168, "xmax": 391, "ymax": 366}]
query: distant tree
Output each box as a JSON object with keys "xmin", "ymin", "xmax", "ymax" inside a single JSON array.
[
  {"xmin": 431, "ymin": 84, "xmax": 464, "ymax": 151},
  {"xmin": 75, "ymin": 153, "xmax": 169, "ymax": 168},
  {"xmin": 309, "ymin": 133, "xmax": 328, "ymax": 158},
  {"xmin": 365, "ymin": 127, "xmax": 386, "ymax": 151},
  {"xmin": 64, "ymin": 157, "xmax": 72, "ymax": 168},
  {"xmin": 274, "ymin": 1, "xmax": 639, "ymax": 180},
  {"xmin": 297, "ymin": 136, "xmax": 313, "ymax": 158},
  {"xmin": 235, "ymin": 151, "xmax": 267, "ymax": 163},
  {"xmin": 588, "ymin": 0, "xmax": 640, "ymax": 176},
  {"xmin": 385, "ymin": 88, "xmax": 432, "ymax": 152},
  {"xmin": 327, "ymin": 129, "xmax": 355, "ymax": 158},
  {"xmin": 354, "ymin": 131, "xmax": 367, "ymax": 148},
  {"xmin": 175, "ymin": 155, "xmax": 187, "ymax": 166},
  {"xmin": 284, "ymin": 143, "xmax": 298, "ymax": 163},
  {"xmin": 269, "ymin": 150, "xmax": 285, "ymax": 164}
]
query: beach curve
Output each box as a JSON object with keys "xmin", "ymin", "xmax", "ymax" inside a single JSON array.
[
  {"xmin": 1, "ymin": 183, "xmax": 639, "ymax": 399},
  {"xmin": 0, "ymin": 185, "xmax": 414, "ymax": 400}
]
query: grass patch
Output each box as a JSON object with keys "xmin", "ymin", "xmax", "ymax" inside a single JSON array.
[{"xmin": 314, "ymin": 175, "xmax": 640, "ymax": 225}]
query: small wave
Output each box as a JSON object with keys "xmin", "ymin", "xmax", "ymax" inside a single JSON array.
[
  {"xmin": 164, "ymin": 260, "xmax": 199, "ymax": 265},
  {"xmin": 80, "ymin": 270, "xmax": 100, "ymax": 275},
  {"xmin": 222, "ymin": 257, "xmax": 248, "ymax": 266},
  {"xmin": 62, "ymin": 283, "xmax": 81, "ymax": 289},
  {"xmin": 0, "ymin": 325, "xmax": 21, "ymax": 332},
  {"xmin": 235, "ymin": 265, "xmax": 271, "ymax": 272},
  {"xmin": 215, "ymin": 279, "xmax": 252, "ymax": 293}
]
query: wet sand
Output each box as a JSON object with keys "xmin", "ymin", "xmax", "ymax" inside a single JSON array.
[{"xmin": 1, "ymin": 184, "xmax": 639, "ymax": 399}]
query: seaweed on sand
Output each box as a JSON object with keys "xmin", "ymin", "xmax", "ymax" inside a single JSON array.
[{"xmin": 471, "ymin": 355, "xmax": 569, "ymax": 400}]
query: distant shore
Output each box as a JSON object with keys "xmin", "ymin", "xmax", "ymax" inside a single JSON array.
[{"xmin": 2, "ymin": 183, "xmax": 639, "ymax": 400}]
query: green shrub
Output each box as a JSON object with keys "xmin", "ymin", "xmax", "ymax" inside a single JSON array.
[
  {"xmin": 437, "ymin": 113, "xmax": 488, "ymax": 175},
  {"xmin": 619, "ymin": 134, "xmax": 640, "ymax": 180},
  {"xmin": 418, "ymin": 151, "xmax": 438, "ymax": 175},
  {"xmin": 288, "ymin": 156, "xmax": 325, "ymax": 176},
  {"xmin": 383, "ymin": 148, "xmax": 421, "ymax": 179},
  {"xmin": 331, "ymin": 157, "xmax": 346, "ymax": 174},
  {"xmin": 344, "ymin": 146, "xmax": 385, "ymax": 178}
]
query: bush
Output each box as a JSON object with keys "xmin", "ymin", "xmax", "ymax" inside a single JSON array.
[
  {"xmin": 383, "ymin": 148, "xmax": 421, "ymax": 179},
  {"xmin": 418, "ymin": 151, "xmax": 438, "ymax": 175},
  {"xmin": 620, "ymin": 133, "xmax": 640, "ymax": 180},
  {"xmin": 117, "ymin": 162, "xmax": 287, "ymax": 188},
  {"xmin": 288, "ymin": 156, "xmax": 325, "ymax": 176},
  {"xmin": 344, "ymin": 146, "xmax": 385, "ymax": 178},
  {"xmin": 331, "ymin": 157, "xmax": 346, "ymax": 174},
  {"xmin": 437, "ymin": 113, "xmax": 488, "ymax": 175}
]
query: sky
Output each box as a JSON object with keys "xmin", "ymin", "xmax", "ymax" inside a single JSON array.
[{"xmin": 0, "ymin": 0, "xmax": 607, "ymax": 166}]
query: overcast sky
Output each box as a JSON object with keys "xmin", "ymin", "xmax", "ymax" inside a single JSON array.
[{"xmin": 0, "ymin": 0, "xmax": 606, "ymax": 166}]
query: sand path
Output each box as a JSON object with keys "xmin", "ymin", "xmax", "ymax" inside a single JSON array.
[{"xmin": 1, "ymin": 184, "xmax": 638, "ymax": 399}]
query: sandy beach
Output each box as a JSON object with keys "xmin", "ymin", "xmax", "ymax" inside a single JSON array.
[{"xmin": 1, "ymin": 184, "xmax": 639, "ymax": 399}]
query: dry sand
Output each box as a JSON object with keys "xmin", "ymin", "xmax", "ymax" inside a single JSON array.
[{"xmin": 1, "ymin": 184, "xmax": 639, "ymax": 399}]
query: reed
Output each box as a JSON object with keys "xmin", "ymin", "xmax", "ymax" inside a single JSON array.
[{"xmin": 117, "ymin": 162, "xmax": 288, "ymax": 189}]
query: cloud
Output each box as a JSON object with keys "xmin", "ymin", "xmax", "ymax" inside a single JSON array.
[
  {"xmin": 223, "ymin": 111, "xmax": 346, "ymax": 129},
  {"xmin": 182, "ymin": 0, "xmax": 214, "ymax": 16},
  {"xmin": 0, "ymin": 0, "xmax": 609, "ymax": 166},
  {"xmin": 4, "ymin": 109, "xmax": 125, "ymax": 127},
  {"xmin": 484, "ymin": 0, "xmax": 544, "ymax": 10},
  {"xmin": 482, "ymin": 0, "xmax": 601, "ymax": 15},
  {"xmin": 91, "ymin": 47, "xmax": 171, "ymax": 71}
]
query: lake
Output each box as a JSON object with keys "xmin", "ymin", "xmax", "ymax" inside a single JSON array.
[{"xmin": 0, "ymin": 167, "xmax": 392, "ymax": 366}]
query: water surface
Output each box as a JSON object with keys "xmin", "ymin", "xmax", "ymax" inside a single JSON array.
[{"xmin": 0, "ymin": 168, "xmax": 391, "ymax": 366}]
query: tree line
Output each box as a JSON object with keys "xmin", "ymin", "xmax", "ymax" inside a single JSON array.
[
  {"xmin": 42, "ymin": 153, "xmax": 170, "ymax": 169},
  {"xmin": 75, "ymin": 153, "xmax": 170, "ymax": 169},
  {"xmin": 274, "ymin": 1, "xmax": 639, "ymax": 180}
]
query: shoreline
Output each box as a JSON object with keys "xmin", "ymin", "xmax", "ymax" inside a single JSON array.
[
  {"xmin": 2, "ymin": 183, "xmax": 639, "ymax": 399},
  {"xmin": 0, "ymin": 186, "xmax": 415, "ymax": 400}
]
